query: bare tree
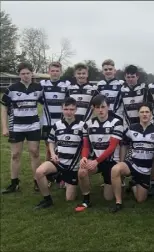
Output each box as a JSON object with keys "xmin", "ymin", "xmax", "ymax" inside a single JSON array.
[
  {"xmin": 52, "ymin": 38, "xmax": 75, "ymax": 68},
  {"xmin": 20, "ymin": 28, "xmax": 49, "ymax": 72}
]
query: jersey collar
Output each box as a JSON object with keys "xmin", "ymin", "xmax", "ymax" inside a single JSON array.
[
  {"xmin": 105, "ymin": 78, "xmax": 117, "ymax": 84},
  {"xmin": 62, "ymin": 117, "xmax": 79, "ymax": 128},
  {"xmin": 138, "ymin": 123, "xmax": 153, "ymax": 134},
  {"xmin": 20, "ymin": 81, "xmax": 33, "ymax": 89},
  {"xmin": 94, "ymin": 116, "xmax": 109, "ymax": 125},
  {"xmin": 124, "ymin": 82, "xmax": 141, "ymax": 90},
  {"xmin": 50, "ymin": 79, "xmax": 61, "ymax": 86},
  {"xmin": 75, "ymin": 82, "xmax": 89, "ymax": 88}
]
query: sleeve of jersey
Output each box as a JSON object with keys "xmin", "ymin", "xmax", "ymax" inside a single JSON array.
[
  {"xmin": 122, "ymin": 128, "xmax": 131, "ymax": 146},
  {"xmin": 66, "ymin": 80, "xmax": 71, "ymax": 87},
  {"xmin": 112, "ymin": 120, "xmax": 123, "ymax": 140},
  {"xmin": 65, "ymin": 86, "xmax": 70, "ymax": 98},
  {"xmin": 146, "ymin": 87, "xmax": 154, "ymax": 112},
  {"xmin": 144, "ymin": 85, "xmax": 149, "ymax": 102},
  {"xmin": 47, "ymin": 125, "xmax": 56, "ymax": 143},
  {"xmin": 0, "ymin": 88, "xmax": 11, "ymax": 107},
  {"xmin": 96, "ymin": 137, "xmax": 120, "ymax": 163},
  {"xmin": 38, "ymin": 86, "xmax": 44, "ymax": 105},
  {"xmin": 97, "ymin": 81, "xmax": 102, "ymax": 92}
]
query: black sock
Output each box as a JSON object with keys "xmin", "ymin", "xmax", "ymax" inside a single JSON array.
[
  {"xmin": 83, "ymin": 194, "xmax": 90, "ymax": 204},
  {"xmin": 115, "ymin": 203, "xmax": 122, "ymax": 210},
  {"xmin": 44, "ymin": 195, "xmax": 52, "ymax": 202},
  {"xmin": 11, "ymin": 178, "xmax": 19, "ymax": 185}
]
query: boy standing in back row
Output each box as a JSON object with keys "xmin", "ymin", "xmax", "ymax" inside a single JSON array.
[
  {"xmin": 67, "ymin": 63, "xmax": 98, "ymax": 122},
  {"xmin": 114, "ymin": 65, "xmax": 147, "ymax": 129},
  {"xmin": 1, "ymin": 62, "xmax": 43, "ymax": 193},
  {"xmin": 97, "ymin": 59, "xmax": 124, "ymax": 119}
]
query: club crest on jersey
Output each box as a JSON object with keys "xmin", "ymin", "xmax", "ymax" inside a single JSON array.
[
  {"xmin": 98, "ymin": 138, "xmax": 102, "ymax": 142},
  {"xmin": 61, "ymin": 87, "xmax": 65, "ymax": 92},
  {"xmin": 105, "ymin": 93, "xmax": 109, "ymax": 97},
  {"xmin": 53, "ymin": 95, "xmax": 58, "ymax": 99},
  {"xmin": 150, "ymin": 134, "xmax": 154, "ymax": 140},
  {"xmin": 112, "ymin": 85, "xmax": 117, "ymax": 90},
  {"xmin": 17, "ymin": 102, "xmax": 22, "ymax": 107},
  {"xmin": 34, "ymin": 92, "xmax": 37, "ymax": 97},
  {"xmin": 78, "ymin": 97, "xmax": 83, "ymax": 101},
  {"xmin": 133, "ymin": 133, "xmax": 138, "ymax": 137},
  {"xmin": 130, "ymin": 99, "xmax": 135, "ymax": 104},
  {"xmin": 105, "ymin": 128, "xmax": 110, "ymax": 133},
  {"xmin": 136, "ymin": 90, "xmax": 141, "ymax": 95},
  {"xmin": 17, "ymin": 92, "xmax": 22, "ymax": 96},
  {"xmin": 74, "ymin": 130, "xmax": 79, "ymax": 134},
  {"xmin": 65, "ymin": 136, "xmax": 70, "ymax": 140}
]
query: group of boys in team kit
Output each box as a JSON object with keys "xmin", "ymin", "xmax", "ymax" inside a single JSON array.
[{"xmin": 1, "ymin": 59, "xmax": 154, "ymax": 213}]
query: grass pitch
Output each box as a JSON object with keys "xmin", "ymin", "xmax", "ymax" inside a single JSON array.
[{"xmin": 0, "ymin": 104, "xmax": 154, "ymax": 252}]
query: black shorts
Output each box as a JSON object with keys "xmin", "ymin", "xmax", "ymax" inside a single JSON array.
[
  {"xmin": 8, "ymin": 130, "xmax": 41, "ymax": 143},
  {"xmin": 125, "ymin": 160, "xmax": 151, "ymax": 190},
  {"xmin": 41, "ymin": 126, "xmax": 52, "ymax": 141},
  {"xmin": 46, "ymin": 162, "xmax": 78, "ymax": 186},
  {"xmin": 97, "ymin": 160, "xmax": 117, "ymax": 184}
]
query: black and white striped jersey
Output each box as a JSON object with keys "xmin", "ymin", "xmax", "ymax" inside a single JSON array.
[
  {"xmin": 147, "ymin": 83, "xmax": 154, "ymax": 115},
  {"xmin": 67, "ymin": 82, "xmax": 98, "ymax": 122},
  {"xmin": 48, "ymin": 119, "xmax": 84, "ymax": 171},
  {"xmin": 83, "ymin": 116, "xmax": 123, "ymax": 162},
  {"xmin": 114, "ymin": 82, "xmax": 147, "ymax": 128},
  {"xmin": 123, "ymin": 123, "xmax": 154, "ymax": 175},
  {"xmin": 40, "ymin": 79, "xmax": 70, "ymax": 126},
  {"xmin": 97, "ymin": 79, "xmax": 124, "ymax": 118},
  {"xmin": 1, "ymin": 82, "xmax": 43, "ymax": 132}
]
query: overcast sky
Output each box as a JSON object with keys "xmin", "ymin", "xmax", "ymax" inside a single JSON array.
[{"xmin": 2, "ymin": 1, "xmax": 154, "ymax": 73}]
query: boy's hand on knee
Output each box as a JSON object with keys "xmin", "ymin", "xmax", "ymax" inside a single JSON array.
[
  {"xmin": 87, "ymin": 160, "xmax": 98, "ymax": 171},
  {"xmin": 51, "ymin": 154, "xmax": 59, "ymax": 164},
  {"xmin": 80, "ymin": 157, "xmax": 88, "ymax": 169}
]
